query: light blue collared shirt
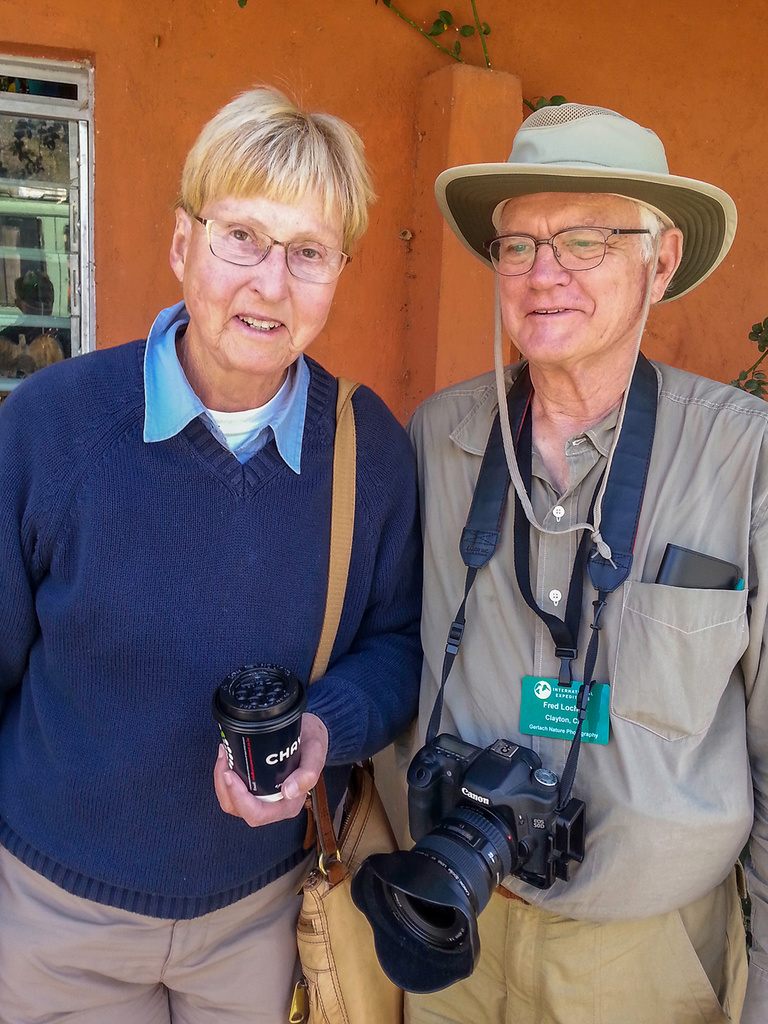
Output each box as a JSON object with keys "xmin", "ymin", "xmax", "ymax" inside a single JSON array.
[{"xmin": 143, "ymin": 301, "xmax": 308, "ymax": 471}]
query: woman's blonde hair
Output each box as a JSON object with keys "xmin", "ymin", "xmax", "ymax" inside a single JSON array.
[{"xmin": 178, "ymin": 87, "xmax": 375, "ymax": 251}]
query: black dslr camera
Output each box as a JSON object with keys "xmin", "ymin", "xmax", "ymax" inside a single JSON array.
[
  {"xmin": 408, "ymin": 734, "xmax": 585, "ymax": 889},
  {"xmin": 350, "ymin": 734, "xmax": 586, "ymax": 993}
]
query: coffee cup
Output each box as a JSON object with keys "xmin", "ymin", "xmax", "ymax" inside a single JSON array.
[{"xmin": 212, "ymin": 663, "xmax": 307, "ymax": 801}]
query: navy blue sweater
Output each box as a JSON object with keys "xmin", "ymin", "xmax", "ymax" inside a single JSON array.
[{"xmin": 0, "ymin": 342, "xmax": 421, "ymax": 918}]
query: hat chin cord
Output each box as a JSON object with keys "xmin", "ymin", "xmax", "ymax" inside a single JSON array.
[{"xmin": 492, "ymin": 235, "xmax": 662, "ymax": 559}]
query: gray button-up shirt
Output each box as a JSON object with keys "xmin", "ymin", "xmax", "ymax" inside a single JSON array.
[{"xmin": 408, "ymin": 359, "xmax": 768, "ymax": 989}]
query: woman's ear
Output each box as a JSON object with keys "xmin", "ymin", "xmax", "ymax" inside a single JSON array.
[{"xmin": 169, "ymin": 209, "xmax": 193, "ymax": 284}]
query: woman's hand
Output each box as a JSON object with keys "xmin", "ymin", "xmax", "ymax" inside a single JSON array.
[{"xmin": 213, "ymin": 712, "xmax": 329, "ymax": 827}]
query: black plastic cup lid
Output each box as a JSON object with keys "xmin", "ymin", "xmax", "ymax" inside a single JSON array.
[{"xmin": 214, "ymin": 664, "xmax": 304, "ymax": 723}]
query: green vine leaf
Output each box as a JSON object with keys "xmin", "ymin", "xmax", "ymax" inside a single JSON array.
[
  {"xmin": 375, "ymin": 2, "xmax": 492, "ymax": 67},
  {"xmin": 530, "ymin": 95, "xmax": 569, "ymax": 110},
  {"xmin": 731, "ymin": 316, "xmax": 768, "ymax": 399}
]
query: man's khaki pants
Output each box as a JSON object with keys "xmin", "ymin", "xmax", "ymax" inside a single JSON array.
[
  {"xmin": 0, "ymin": 845, "xmax": 312, "ymax": 1024},
  {"xmin": 405, "ymin": 868, "xmax": 748, "ymax": 1024}
]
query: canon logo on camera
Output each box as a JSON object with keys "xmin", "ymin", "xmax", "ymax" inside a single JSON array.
[{"xmin": 461, "ymin": 786, "xmax": 490, "ymax": 805}]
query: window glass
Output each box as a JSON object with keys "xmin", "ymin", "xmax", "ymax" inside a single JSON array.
[{"xmin": 0, "ymin": 62, "xmax": 92, "ymax": 405}]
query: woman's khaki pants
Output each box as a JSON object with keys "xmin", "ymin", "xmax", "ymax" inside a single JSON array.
[
  {"xmin": 405, "ymin": 867, "xmax": 748, "ymax": 1024},
  {"xmin": 0, "ymin": 845, "xmax": 312, "ymax": 1024}
]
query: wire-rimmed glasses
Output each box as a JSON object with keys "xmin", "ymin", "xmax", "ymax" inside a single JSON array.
[
  {"xmin": 195, "ymin": 216, "xmax": 350, "ymax": 284},
  {"xmin": 485, "ymin": 227, "xmax": 651, "ymax": 277}
]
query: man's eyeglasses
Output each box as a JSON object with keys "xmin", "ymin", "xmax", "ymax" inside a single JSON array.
[
  {"xmin": 195, "ymin": 216, "xmax": 350, "ymax": 284},
  {"xmin": 485, "ymin": 227, "xmax": 651, "ymax": 277}
]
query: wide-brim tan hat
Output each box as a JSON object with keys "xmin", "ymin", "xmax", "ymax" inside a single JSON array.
[{"xmin": 435, "ymin": 103, "xmax": 737, "ymax": 301}]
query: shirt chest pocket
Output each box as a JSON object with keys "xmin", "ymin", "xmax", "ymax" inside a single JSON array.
[{"xmin": 610, "ymin": 580, "xmax": 748, "ymax": 740}]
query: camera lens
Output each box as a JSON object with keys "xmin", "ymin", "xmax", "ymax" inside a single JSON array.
[
  {"xmin": 384, "ymin": 886, "xmax": 468, "ymax": 948},
  {"xmin": 417, "ymin": 806, "xmax": 515, "ymax": 906},
  {"xmin": 350, "ymin": 804, "xmax": 516, "ymax": 992}
]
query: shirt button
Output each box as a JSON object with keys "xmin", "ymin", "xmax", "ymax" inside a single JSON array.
[
  {"xmin": 549, "ymin": 589, "xmax": 563, "ymax": 607},
  {"xmin": 552, "ymin": 505, "xmax": 565, "ymax": 522}
]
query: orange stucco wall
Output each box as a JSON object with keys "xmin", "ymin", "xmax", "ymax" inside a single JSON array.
[{"xmin": 2, "ymin": 0, "xmax": 766, "ymax": 421}]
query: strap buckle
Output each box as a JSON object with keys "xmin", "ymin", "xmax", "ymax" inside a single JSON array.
[
  {"xmin": 445, "ymin": 620, "xmax": 465, "ymax": 656},
  {"xmin": 555, "ymin": 647, "xmax": 577, "ymax": 687}
]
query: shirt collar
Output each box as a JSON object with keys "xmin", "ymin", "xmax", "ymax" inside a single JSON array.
[
  {"xmin": 450, "ymin": 364, "xmax": 620, "ymax": 460},
  {"xmin": 143, "ymin": 301, "xmax": 203, "ymax": 442},
  {"xmin": 583, "ymin": 406, "xmax": 620, "ymax": 457},
  {"xmin": 142, "ymin": 300, "xmax": 308, "ymax": 473},
  {"xmin": 450, "ymin": 365, "xmax": 519, "ymax": 456}
]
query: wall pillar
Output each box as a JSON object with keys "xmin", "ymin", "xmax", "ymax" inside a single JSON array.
[{"xmin": 404, "ymin": 63, "xmax": 522, "ymax": 411}]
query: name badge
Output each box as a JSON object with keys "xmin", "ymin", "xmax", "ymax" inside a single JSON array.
[{"xmin": 520, "ymin": 676, "xmax": 610, "ymax": 744}]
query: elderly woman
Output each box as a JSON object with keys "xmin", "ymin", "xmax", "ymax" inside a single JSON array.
[{"xmin": 0, "ymin": 88, "xmax": 421, "ymax": 1023}]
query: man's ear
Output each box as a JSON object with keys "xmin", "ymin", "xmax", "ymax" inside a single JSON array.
[
  {"xmin": 650, "ymin": 227, "xmax": 684, "ymax": 304},
  {"xmin": 169, "ymin": 208, "xmax": 192, "ymax": 284}
]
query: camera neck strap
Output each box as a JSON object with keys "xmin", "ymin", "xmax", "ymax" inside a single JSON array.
[
  {"xmin": 424, "ymin": 369, "xmax": 529, "ymax": 747},
  {"xmin": 426, "ymin": 355, "xmax": 658, "ymax": 808}
]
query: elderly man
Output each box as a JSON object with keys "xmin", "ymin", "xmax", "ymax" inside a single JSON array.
[{"xmin": 402, "ymin": 104, "xmax": 766, "ymax": 1023}]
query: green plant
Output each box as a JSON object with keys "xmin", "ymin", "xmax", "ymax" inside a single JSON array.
[
  {"xmin": 372, "ymin": 3, "xmax": 567, "ymax": 110},
  {"xmin": 424, "ymin": 5, "xmax": 490, "ymax": 66},
  {"xmin": 731, "ymin": 318, "xmax": 768, "ymax": 399},
  {"xmin": 376, "ymin": 3, "xmax": 491, "ymax": 66},
  {"xmin": 524, "ymin": 95, "xmax": 568, "ymax": 112}
]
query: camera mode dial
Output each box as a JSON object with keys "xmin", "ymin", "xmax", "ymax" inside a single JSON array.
[{"xmin": 533, "ymin": 768, "xmax": 558, "ymax": 788}]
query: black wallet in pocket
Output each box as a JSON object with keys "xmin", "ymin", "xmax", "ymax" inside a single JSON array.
[{"xmin": 655, "ymin": 544, "xmax": 742, "ymax": 590}]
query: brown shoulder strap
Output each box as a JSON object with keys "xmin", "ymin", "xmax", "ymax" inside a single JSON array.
[
  {"xmin": 309, "ymin": 377, "xmax": 359, "ymax": 684},
  {"xmin": 307, "ymin": 378, "xmax": 359, "ymax": 875}
]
